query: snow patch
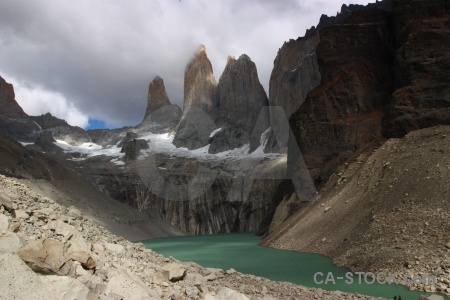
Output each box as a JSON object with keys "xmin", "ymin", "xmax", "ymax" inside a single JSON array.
[{"xmin": 209, "ymin": 127, "xmax": 222, "ymax": 138}]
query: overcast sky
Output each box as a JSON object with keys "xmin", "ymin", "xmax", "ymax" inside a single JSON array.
[{"xmin": 0, "ymin": 0, "xmax": 374, "ymax": 129}]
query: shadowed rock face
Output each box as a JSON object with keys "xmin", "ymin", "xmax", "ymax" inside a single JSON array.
[
  {"xmin": 0, "ymin": 76, "xmax": 27, "ymax": 118},
  {"xmin": 288, "ymin": 5, "xmax": 395, "ymax": 186},
  {"xmin": 173, "ymin": 45, "xmax": 218, "ymax": 150},
  {"xmin": 209, "ymin": 55, "xmax": 269, "ymax": 154},
  {"xmin": 383, "ymin": 0, "xmax": 450, "ymax": 137}
]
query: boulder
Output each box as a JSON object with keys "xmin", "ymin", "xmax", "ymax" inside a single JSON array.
[
  {"xmin": 0, "ymin": 193, "xmax": 15, "ymax": 211},
  {"xmin": 0, "ymin": 252, "xmax": 54, "ymax": 300},
  {"xmin": 0, "ymin": 214, "xmax": 8, "ymax": 232},
  {"xmin": 105, "ymin": 271, "xmax": 160, "ymax": 299},
  {"xmin": 40, "ymin": 275, "xmax": 90, "ymax": 300},
  {"xmin": 0, "ymin": 231, "xmax": 23, "ymax": 253},
  {"xmin": 104, "ymin": 242, "xmax": 125, "ymax": 255},
  {"xmin": 161, "ymin": 263, "xmax": 187, "ymax": 282},
  {"xmin": 205, "ymin": 287, "xmax": 250, "ymax": 300},
  {"xmin": 48, "ymin": 219, "xmax": 77, "ymax": 239},
  {"xmin": 18, "ymin": 238, "xmax": 73, "ymax": 275}
]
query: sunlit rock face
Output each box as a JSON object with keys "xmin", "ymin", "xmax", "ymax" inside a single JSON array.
[{"xmin": 173, "ymin": 45, "xmax": 219, "ymax": 150}]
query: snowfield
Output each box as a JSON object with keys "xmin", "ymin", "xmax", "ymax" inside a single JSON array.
[{"xmin": 53, "ymin": 129, "xmax": 284, "ymax": 165}]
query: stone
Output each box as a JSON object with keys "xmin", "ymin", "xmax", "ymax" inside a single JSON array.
[
  {"xmin": 0, "ymin": 193, "xmax": 15, "ymax": 211},
  {"xmin": 40, "ymin": 275, "xmax": 90, "ymax": 300},
  {"xmin": 0, "ymin": 214, "xmax": 8, "ymax": 232},
  {"xmin": 92, "ymin": 242, "xmax": 105, "ymax": 255},
  {"xmin": 205, "ymin": 287, "xmax": 250, "ymax": 300},
  {"xmin": 0, "ymin": 231, "xmax": 23, "ymax": 253},
  {"xmin": 445, "ymin": 242, "xmax": 450, "ymax": 249},
  {"xmin": 14, "ymin": 209, "xmax": 29, "ymax": 219},
  {"xmin": 161, "ymin": 263, "xmax": 187, "ymax": 282},
  {"xmin": 152, "ymin": 271, "xmax": 166, "ymax": 284},
  {"xmin": 48, "ymin": 219, "xmax": 76, "ymax": 239},
  {"xmin": 18, "ymin": 238, "xmax": 73, "ymax": 275},
  {"xmin": 67, "ymin": 206, "xmax": 82, "ymax": 219},
  {"xmin": 104, "ymin": 242, "xmax": 125, "ymax": 254},
  {"xmin": 32, "ymin": 207, "xmax": 55, "ymax": 220},
  {"xmin": 0, "ymin": 252, "xmax": 53, "ymax": 300},
  {"xmin": 105, "ymin": 271, "xmax": 160, "ymax": 299},
  {"xmin": 68, "ymin": 250, "xmax": 96, "ymax": 269}
]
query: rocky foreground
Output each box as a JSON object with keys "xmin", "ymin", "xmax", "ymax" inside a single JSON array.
[{"xmin": 0, "ymin": 174, "xmax": 383, "ymax": 300}]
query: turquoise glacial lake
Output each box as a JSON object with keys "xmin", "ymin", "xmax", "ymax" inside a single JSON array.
[{"xmin": 143, "ymin": 233, "xmax": 447, "ymax": 300}]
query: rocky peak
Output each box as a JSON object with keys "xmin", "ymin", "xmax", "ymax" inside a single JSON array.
[
  {"xmin": 183, "ymin": 44, "xmax": 218, "ymax": 116},
  {"xmin": 173, "ymin": 45, "xmax": 218, "ymax": 150},
  {"xmin": 138, "ymin": 76, "xmax": 182, "ymax": 134},
  {"xmin": 0, "ymin": 76, "xmax": 27, "ymax": 118},
  {"xmin": 145, "ymin": 76, "xmax": 171, "ymax": 116},
  {"xmin": 209, "ymin": 54, "xmax": 269, "ymax": 153}
]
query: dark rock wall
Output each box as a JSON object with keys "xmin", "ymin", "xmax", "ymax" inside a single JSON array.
[{"xmin": 383, "ymin": 0, "xmax": 450, "ymax": 137}]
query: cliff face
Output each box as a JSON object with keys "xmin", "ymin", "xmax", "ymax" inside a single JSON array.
[
  {"xmin": 0, "ymin": 76, "xmax": 27, "ymax": 118},
  {"xmin": 78, "ymin": 153, "xmax": 286, "ymax": 235},
  {"xmin": 289, "ymin": 7, "xmax": 395, "ymax": 185},
  {"xmin": 383, "ymin": 0, "xmax": 450, "ymax": 137},
  {"xmin": 209, "ymin": 55, "xmax": 269, "ymax": 153},
  {"xmin": 173, "ymin": 45, "xmax": 218, "ymax": 150},
  {"xmin": 285, "ymin": 0, "xmax": 450, "ymax": 188}
]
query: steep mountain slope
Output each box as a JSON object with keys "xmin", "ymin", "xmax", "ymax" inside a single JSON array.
[{"xmin": 262, "ymin": 125, "xmax": 450, "ymax": 295}]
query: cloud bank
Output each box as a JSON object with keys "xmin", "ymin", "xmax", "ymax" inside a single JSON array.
[{"xmin": 0, "ymin": 0, "xmax": 374, "ymax": 128}]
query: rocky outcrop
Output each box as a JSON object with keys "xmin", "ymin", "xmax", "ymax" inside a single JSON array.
[
  {"xmin": 0, "ymin": 75, "xmax": 27, "ymax": 118},
  {"xmin": 146, "ymin": 76, "xmax": 171, "ymax": 115},
  {"xmin": 209, "ymin": 55, "xmax": 269, "ymax": 153},
  {"xmin": 87, "ymin": 127, "xmax": 132, "ymax": 147},
  {"xmin": 138, "ymin": 76, "xmax": 182, "ymax": 134},
  {"xmin": 31, "ymin": 113, "xmax": 91, "ymax": 146},
  {"xmin": 383, "ymin": 0, "xmax": 450, "ymax": 137},
  {"xmin": 121, "ymin": 139, "xmax": 149, "ymax": 160},
  {"xmin": 173, "ymin": 45, "xmax": 218, "ymax": 150}
]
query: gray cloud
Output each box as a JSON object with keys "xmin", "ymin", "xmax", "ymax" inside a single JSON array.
[{"xmin": 0, "ymin": 0, "xmax": 374, "ymax": 128}]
